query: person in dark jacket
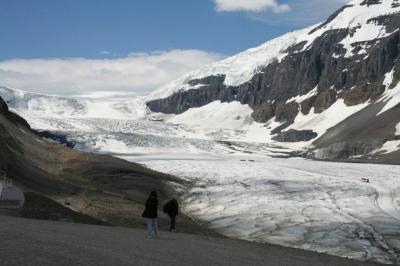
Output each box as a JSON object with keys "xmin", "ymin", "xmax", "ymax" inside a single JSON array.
[
  {"xmin": 142, "ymin": 191, "xmax": 159, "ymax": 237},
  {"xmin": 163, "ymin": 198, "xmax": 179, "ymax": 232}
]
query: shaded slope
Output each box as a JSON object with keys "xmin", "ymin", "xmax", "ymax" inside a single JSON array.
[
  {"xmin": 312, "ymin": 101, "xmax": 400, "ymax": 163},
  {"xmin": 0, "ymin": 97, "xmax": 215, "ymax": 235}
]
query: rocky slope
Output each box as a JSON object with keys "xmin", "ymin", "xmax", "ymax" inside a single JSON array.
[
  {"xmin": 0, "ymin": 97, "xmax": 216, "ymax": 235},
  {"xmin": 146, "ymin": 0, "xmax": 400, "ymax": 162}
]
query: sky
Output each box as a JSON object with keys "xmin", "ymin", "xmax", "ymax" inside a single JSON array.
[{"xmin": 0, "ymin": 0, "xmax": 347, "ymax": 95}]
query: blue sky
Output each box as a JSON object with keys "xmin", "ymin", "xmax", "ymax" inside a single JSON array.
[{"xmin": 0, "ymin": 0, "xmax": 347, "ymax": 94}]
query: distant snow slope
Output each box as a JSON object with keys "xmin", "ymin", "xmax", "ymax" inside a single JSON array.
[
  {"xmin": 149, "ymin": 0, "xmax": 400, "ymax": 100},
  {"xmin": 0, "ymin": 86, "xmax": 148, "ymax": 120},
  {"xmin": 169, "ymin": 101, "xmax": 254, "ymax": 130}
]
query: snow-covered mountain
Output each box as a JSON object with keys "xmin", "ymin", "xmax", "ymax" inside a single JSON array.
[
  {"xmin": 1, "ymin": 0, "xmax": 399, "ymax": 163},
  {"xmin": 1, "ymin": 1, "xmax": 400, "ymax": 261},
  {"xmin": 147, "ymin": 0, "xmax": 400, "ymax": 163}
]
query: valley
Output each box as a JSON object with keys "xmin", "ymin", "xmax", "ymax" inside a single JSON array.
[{"xmin": 5, "ymin": 105, "xmax": 399, "ymax": 264}]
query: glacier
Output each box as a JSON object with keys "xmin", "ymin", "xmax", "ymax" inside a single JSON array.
[{"xmin": 1, "ymin": 87, "xmax": 398, "ymax": 264}]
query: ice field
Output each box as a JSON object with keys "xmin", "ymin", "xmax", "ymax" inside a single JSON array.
[
  {"xmin": 2, "ymin": 87, "xmax": 400, "ymax": 263},
  {"xmin": 13, "ymin": 114, "xmax": 400, "ymax": 264}
]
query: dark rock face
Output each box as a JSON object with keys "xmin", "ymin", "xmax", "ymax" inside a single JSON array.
[
  {"xmin": 146, "ymin": 85, "xmax": 239, "ymax": 114},
  {"xmin": 360, "ymin": 0, "xmax": 382, "ymax": 6},
  {"xmin": 0, "ymin": 97, "xmax": 30, "ymax": 129},
  {"xmin": 188, "ymin": 75, "xmax": 226, "ymax": 86},
  {"xmin": 314, "ymin": 139, "xmax": 387, "ymax": 159},
  {"xmin": 314, "ymin": 89, "xmax": 337, "ymax": 113},
  {"xmin": 251, "ymin": 101, "xmax": 275, "ymax": 123},
  {"xmin": 35, "ymin": 130, "xmax": 76, "ymax": 148},
  {"xmin": 275, "ymin": 101, "xmax": 299, "ymax": 123},
  {"xmin": 272, "ymin": 129, "xmax": 318, "ymax": 142},
  {"xmin": 300, "ymin": 96, "xmax": 317, "ymax": 115},
  {"xmin": 340, "ymin": 83, "xmax": 385, "ymax": 106}
]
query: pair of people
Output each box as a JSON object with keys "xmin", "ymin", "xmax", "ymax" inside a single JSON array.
[{"xmin": 142, "ymin": 191, "xmax": 179, "ymax": 237}]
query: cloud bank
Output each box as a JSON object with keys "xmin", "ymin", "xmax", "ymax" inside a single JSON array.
[
  {"xmin": 0, "ymin": 50, "xmax": 221, "ymax": 95},
  {"xmin": 214, "ymin": 0, "xmax": 290, "ymax": 13}
]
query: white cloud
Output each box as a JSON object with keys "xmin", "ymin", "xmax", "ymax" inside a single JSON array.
[
  {"xmin": 214, "ymin": 0, "xmax": 290, "ymax": 13},
  {"xmin": 0, "ymin": 50, "xmax": 221, "ymax": 95}
]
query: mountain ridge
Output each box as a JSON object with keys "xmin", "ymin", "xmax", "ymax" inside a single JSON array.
[{"xmin": 146, "ymin": 0, "xmax": 400, "ymax": 162}]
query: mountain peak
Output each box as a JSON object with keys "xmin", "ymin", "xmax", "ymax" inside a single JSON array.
[{"xmin": 148, "ymin": 0, "xmax": 400, "ymax": 101}]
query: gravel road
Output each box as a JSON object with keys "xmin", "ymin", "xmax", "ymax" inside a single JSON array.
[{"xmin": 0, "ymin": 215, "xmax": 382, "ymax": 266}]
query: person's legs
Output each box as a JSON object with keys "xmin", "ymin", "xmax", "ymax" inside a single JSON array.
[
  {"xmin": 152, "ymin": 218, "xmax": 159, "ymax": 236},
  {"xmin": 170, "ymin": 215, "xmax": 176, "ymax": 231},
  {"xmin": 146, "ymin": 219, "xmax": 153, "ymax": 236}
]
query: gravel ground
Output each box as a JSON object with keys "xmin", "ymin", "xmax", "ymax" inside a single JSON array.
[{"xmin": 0, "ymin": 215, "xmax": 382, "ymax": 266}]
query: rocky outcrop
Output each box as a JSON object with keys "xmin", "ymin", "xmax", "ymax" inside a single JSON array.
[
  {"xmin": 188, "ymin": 75, "xmax": 226, "ymax": 86},
  {"xmin": 275, "ymin": 101, "xmax": 299, "ymax": 123},
  {"xmin": 146, "ymin": 85, "xmax": 238, "ymax": 114},
  {"xmin": 314, "ymin": 139, "xmax": 387, "ymax": 159},
  {"xmin": 251, "ymin": 101, "xmax": 275, "ymax": 123},
  {"xmin": 35, "ymin": 130, "xmax": 76, "ymax": 148},
  {"xmin": 300, "ymin": 97, "xmax": 317, "ymax": 115},
  {"xmin": 340, "ymin": 83, "xmax": 385, "ymax": 106},
  {"xmin": 0, "ymin": 97, "xmax": 30, "ymax": 129},
  {"xmin": 361, "ymin": 0, "xmax": 382, "ymax": 6},
  {"xmin": 272, "ymin": 129, "xmax": 318, "ymax": 142},
  {"xmin": 314, "ymin": 89, "xmax": 337, "ymax": 113}
]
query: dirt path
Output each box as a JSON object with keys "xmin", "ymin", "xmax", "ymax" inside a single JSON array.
[{"xmin": 0, "ymin": 215, "xmax": 382, "ymax": 266}]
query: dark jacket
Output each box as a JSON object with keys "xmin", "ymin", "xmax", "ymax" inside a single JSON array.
[
  {"xmin": 163, "ymin": 199, "xmax": 179, "ymax": 216},
  {"xmin": 142, "ymin": 196, "xmax": 158, "ymax": 219}
]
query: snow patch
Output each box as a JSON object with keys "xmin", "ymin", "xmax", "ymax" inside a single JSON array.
[
  {"xmin": 167, "ymin": 101, "xmax": 272, "ymax": 143},
  {"xmin": 168, "ymin": 101, "xmax": 254, "ymax": 130},
  {"xmin": 383, "ymin": 68, "xmax": 395, "ymax": 88},
  {"xmin": 286, "ymin": 86, "xmax": 318, "ymax": 104},
  {"xmin": 377, "ymin": 80, "xmax": 400, "ymax": 115},
  {"xmin": 286, "ymin": 99, "xmax": 368, "ymax": 137},
  {"xmin": 370, "ymin": 140, "xmax": 400, "ymax": 155}
]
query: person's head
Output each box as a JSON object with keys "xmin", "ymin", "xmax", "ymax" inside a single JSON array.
[{"xmin": 150, "ymin": 191, "xmax": 157, "ymax": 198}]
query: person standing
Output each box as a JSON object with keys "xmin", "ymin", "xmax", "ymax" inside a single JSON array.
[
  {"xmin": 163, "ymin": 198, "xmax": 179, "ymax": 232},
  {"xmin": 142, "ymin": 191, "xmax": 159, "ymax": 237}
]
